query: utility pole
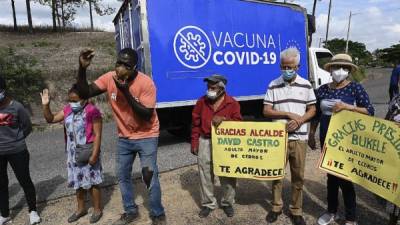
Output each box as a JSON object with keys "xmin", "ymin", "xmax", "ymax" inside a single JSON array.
[
  {"xmin": 345, "ymin": 11, "xmax": 352, "ymax": 53},
  {"xmin": 325, "ymin": 0, "xmax": 332, "ymax": 43}
]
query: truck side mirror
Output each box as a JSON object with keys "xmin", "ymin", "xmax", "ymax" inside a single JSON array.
[{"xmin": 307, "ymin": 14, "xmax": 316, "ymax": 35}]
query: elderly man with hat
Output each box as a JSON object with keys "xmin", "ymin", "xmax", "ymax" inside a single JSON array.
[
  {"xmin": 191, "ymin": 74, "xmax": 242, "ymax": 218},
  {"xmin": 309, "ymin": 53, "xmax": 374, "ymax": 225}
]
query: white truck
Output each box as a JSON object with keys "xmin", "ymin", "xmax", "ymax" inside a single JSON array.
[{"xmin": 309, "ymin": 47, "xmax": 333, "ymax": 89}]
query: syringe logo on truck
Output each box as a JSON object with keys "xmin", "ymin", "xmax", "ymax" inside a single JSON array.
[{"xmin": 174, "ymin": 26, "xmax": 212, "ymax": 69}]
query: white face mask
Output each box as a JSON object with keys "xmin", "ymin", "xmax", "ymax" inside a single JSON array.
[
  {"xmin": 206, "ymin": 90, "xmax": 218, "ymax": 100},
  {"xmin": 332, "ymin": 68, "xmax": 349, "ymax": 83}
]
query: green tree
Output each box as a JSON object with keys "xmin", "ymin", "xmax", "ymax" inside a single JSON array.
[
  {"xmin": 375, "ymin": 43, "xmax": 400, "ymax": 66},
  {"xmin": 324, "ymin": 38, "xmax": 372, "ymax": 66},
  {"xmin": 35, "ymin": 0, "xmax": 114, "ymax": 31},
  {"xmin": 86, "ymin": 0, "xmax": 115, "ymax": 31}
]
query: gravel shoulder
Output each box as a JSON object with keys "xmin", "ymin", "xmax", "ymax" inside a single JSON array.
[{"xmin": 9, "ymin": 150, "xmax": 389, "ymax": 225}]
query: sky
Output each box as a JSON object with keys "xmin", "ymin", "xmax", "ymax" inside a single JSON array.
[
  {"xmin": 0, "ymin": 0, "xmax": 399, "ymax": 51},
  {"xmin": 292, "ymin": 0, "xmax": 400, "ymax": 51}
]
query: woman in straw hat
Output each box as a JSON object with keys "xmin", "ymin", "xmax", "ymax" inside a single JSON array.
[{"xmin": 308, "ymin": 53, "xmax": 375, "ymax": 225}]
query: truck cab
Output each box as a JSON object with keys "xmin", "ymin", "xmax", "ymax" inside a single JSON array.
[{"xmin": 309, "ymin": 47, "xmax": 333, "ymax": 89}]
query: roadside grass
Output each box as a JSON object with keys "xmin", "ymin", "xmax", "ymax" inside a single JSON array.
[
  {"xmin": 88, "ymin": 39, "xmax": 117, "ymax": 57},
  {"xmin": 0, "ymin": 31, "xmax": 116, "ymax": 130},
  {"xmin": 32, "ymin": 41, "xmax": 61, "ymax": 48}
]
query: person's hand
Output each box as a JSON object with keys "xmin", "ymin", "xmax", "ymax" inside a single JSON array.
[
  {"xmin": 287, "ymin": 112, "xmax": 302, "ymax": 122},
  {"xmin": 40, "ymin": 89, "xmax": 50, "ymax": 105},
  {"xmin": 333, "ymin": 102, "xmax": 353, "ymax": 113},
  {"xmin": 113, "ymin": 75, "xmax": 129, "ymax": 91},
  {"xmin": 79, "ymin": 48, "xmax": 95, "ymax": 68},
  {"xmin": 88, "ymin": 154, "xmax": 98, "ymax": 166},
  {"xmin": 191, "ymin": 148, "xmax": 198, "ymax": 156},
  {"xmin": 212, "ymin": 116, "xmax": 225, "ymax": 127},
  {"xmin": 287, "ymin": 112, "xmax": 305, "ymax": 129},
  {"xmin": 308, "ymin": 134, "xmax": 317, "ymax": 150},
  {"xmin": 287, "ymin": 120, "xmax": 300, "ymax": 132}
]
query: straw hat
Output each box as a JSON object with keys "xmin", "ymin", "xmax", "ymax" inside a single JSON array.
[{"xmin": 324, "ymin": 53, "xmax": 358, "ymax": 73}]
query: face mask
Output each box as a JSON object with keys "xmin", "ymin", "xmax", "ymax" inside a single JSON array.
[
  {"xmin": 332, "ymin": 68, "xmax": 349, "ymax": 83},
  {"xmin": 0, "ymin": 91, "xmax": 5, "ymax": 102},
  {"xmin": 70, "ymin": 102, "xmax": 83, "ymax": 113},
  {"xmin": 282, "ymin": 69, "xmax": 296, "ymax": 81},
  {"xmin": 206, "ymin": 90, "xmax": 218, "ymax": 100}
]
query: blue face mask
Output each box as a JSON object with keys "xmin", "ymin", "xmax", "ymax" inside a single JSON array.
[
  {"xmin": 70, "ymin": 102, "xmax": 83, "ymax": 113},
  {"xmin": 0, "ymin": 90, "xmax": 5, "ymax": 102},
  {"xmin": 282, "ymin": 69, "xmax": 296, "ymax": 81}
]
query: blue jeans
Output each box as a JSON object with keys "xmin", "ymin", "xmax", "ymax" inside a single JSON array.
[{"xmin": 116, "ymin": 137, "xmax": 164, "ymax": 217}]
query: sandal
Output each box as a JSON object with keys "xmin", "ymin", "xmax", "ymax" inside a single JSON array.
[
  {"xmin": 89, "ymin": 211, "xmax": 103, "ymax": 224},
  {"xmin": 67, "ymin": 211, "xmax": 87, "ymax": 223}
]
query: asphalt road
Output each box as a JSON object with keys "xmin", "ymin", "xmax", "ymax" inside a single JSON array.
[
  {"xmin": 8, "ymin": 126, "xmax": 195, "ymax": 209},
  {"xmin": 7, "ymin": 68, "xmax": 393, "ymax": 209},
  {"xmin": 363, "ymin": 67, "xmax": 393, "ymax": 117}
]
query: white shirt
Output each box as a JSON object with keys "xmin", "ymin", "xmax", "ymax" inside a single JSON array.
[{"xmin": 264, "ymin": 75, "xmax": 316, "ymax": 140}]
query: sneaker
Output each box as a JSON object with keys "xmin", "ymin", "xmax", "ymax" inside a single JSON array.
[
  {"xmin": 265, "ymin": 211, "xmax": 282, "ymax": 223},
  {"xmin": 112, "ymin": 212, "xmax": 139, "ymax": 225},
  {"xmin": 198, "ymin": 207, "xmax": 213, "ymax": 218},
  {"xmin": 29, "ymin": 211, "xmax": 41, "ymax": 225},
  {"xmin": 0, "ymin": 216, "xmax": 11, "ymax": 225},
  {"xmin": 291, "ymin": 215, "xmax": 306, "ymax": 225},
  {"xmin": 222, "ymin": 205, "xmax": 234, "ymax": 217},
  {"xmin": 151, "ymin": 214, "xmax": 166, "ymax": 225},
  {"xmin": 317, "ymin": 212, "xmax": 337, "ymax": 225}
]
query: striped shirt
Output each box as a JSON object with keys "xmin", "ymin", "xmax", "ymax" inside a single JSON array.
[{"xmin": 264, "ymin": 75, "xmax": 316, "ymax": 140}]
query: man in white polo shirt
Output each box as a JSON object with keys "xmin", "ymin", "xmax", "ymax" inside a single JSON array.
[{"xmin": 263, "ymin": 47, "xmax": 316, "ymax": 225}]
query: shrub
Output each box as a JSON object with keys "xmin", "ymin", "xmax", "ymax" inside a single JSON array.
[
  {"xmin": 350, "ymin": 66, "xmax": 366, "ymax": 82},
  {"xmin": 0, "ymin": 47, "xmax": 46, "ymax": 105}
]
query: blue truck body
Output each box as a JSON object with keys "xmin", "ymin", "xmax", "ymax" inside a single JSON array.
[{"xmin": 113, "ymin": 0, "xmax": 310, "ymax": 132}]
